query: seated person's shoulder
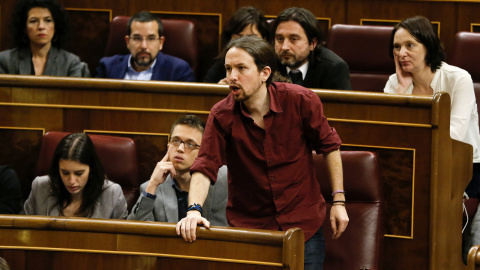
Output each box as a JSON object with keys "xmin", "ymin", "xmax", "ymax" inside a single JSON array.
[
  {"xmin": 0, "ymin": 48, "xmax": 18, "ymax": 58},
  {"xmin": 103, "ymin": 179, "xmax": 122, "ymax": 192},
  {"xmin": 159, "ymin": 52, "xmax": 191, "ymax": 68},
  {"xmin": 0, "ymin": 166, "xmax": 16, "ymax": 179},
  {"xmin": 99, "ymin": 54, "xmax": 130, "ymax": 64},
  {"xmin": 29, "ymin": 175, "xmax": 51, "ymax": 192},
  {"xmin": 317, "ymin": 47, "xmax": 348, "ymax": 66},
  {"xmin": 0, "ymin": 166, "xmax": 20, "ymax": 188}
]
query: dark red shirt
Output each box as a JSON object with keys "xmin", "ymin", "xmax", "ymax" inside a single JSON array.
[{"xmin": 191, "ymin": 82, "xmax": 342, "ymax": 240}]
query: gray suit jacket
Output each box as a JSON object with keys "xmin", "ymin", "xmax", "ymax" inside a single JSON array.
[
  {"xmin": 127, "ymin": 166, "xmax": 228, "ymax": 226},
  {"xmin": 23, "ymin": 176, "xmax": 128, "ymax": 219},
  {"xmin": 0, "ymin": 46, "xmax": 90, "ymax": 77}
]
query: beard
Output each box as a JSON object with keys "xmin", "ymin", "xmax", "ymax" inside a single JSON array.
[
  {"xmin": 278, "ymin": 51, "xmax": 308, "ymax": 69},
  {"xmin": 233, "ymin": 91, "xmax": 250, "ymax": 102},
  {"xmin": 231, "ymin": 78, "xmax": 264, "ymax": 103},
  {"xmin": 133, "ymin": 52, "xmax": 154, "ymax": 67}
]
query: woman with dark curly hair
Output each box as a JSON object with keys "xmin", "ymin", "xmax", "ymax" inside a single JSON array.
[
  {"xmin": 0, "ymin": 0, "xmax": 89, "ymax": 76},
  {"xmin": 24, "ymin": 133, "xmax": 127, "ymax": 219}
]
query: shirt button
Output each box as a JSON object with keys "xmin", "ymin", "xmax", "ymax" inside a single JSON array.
[
  {"xmin": 271, "ymin": 177, "xmax": 274, "ymax": 182},
  {"xmin": 268, "ymin": 159, "xmax": 272, "ymax": 164}
]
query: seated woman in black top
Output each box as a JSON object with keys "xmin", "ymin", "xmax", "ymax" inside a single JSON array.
[{"xmin": 203, "ymin": 6, "xmax": 270, "ymax": 84}]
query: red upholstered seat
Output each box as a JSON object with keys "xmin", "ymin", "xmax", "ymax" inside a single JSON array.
[
  {"xmin": 326, "ymin": 24, "xmax": 394, "ymax": 92},
  {"xmin": 104, "ymin": 16, "xmax": 198, "ymax": 72},
  {"xmin": 449, "ymin": 31, "xmax": 480, "ymax": 126},
  {"xmin": 449, "ymin": 32, "xmax": 480, "ymax": 82},
  {"xmin": 34, "ymin": 131, "xmax": 140, "ymax": 212},
  {"xmin": 314, "ymin": 151, "xmax": 383, "ymax": 270}
]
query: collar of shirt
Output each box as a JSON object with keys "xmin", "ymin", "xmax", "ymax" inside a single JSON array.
[
  {"xmin": 286, "ymin": 61, "xmax": 309, "ymax": 80},
  {"xmin": 171, "ymin": 178, "xmax": 188, "ymax": 194},
  {"xmin": 124, "ymin": 54, "xmax": 157, "ymax": 80},
  {"xmin": 239, "ymin": 84, "xmax": 284, "ymax": 118}
]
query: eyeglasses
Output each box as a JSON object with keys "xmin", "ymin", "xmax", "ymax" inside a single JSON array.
[
  {"xmin": 169, "ymin": 137, "xmax": 200, "ymax": 150},
  {"xmin": 129, "ymin": 35, "xmax": 160, "ymax": 44}
]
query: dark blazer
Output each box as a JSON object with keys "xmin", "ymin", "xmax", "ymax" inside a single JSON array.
[
  {"xmin": 278, "ymin": 47, "xmax": 352, "ymax": 90},
  {"xmin": 0, "ymin": 47, "xmax": 90, "ymax": 77},
  {"xmin": 127, "ymin": 166, "xmax": 228, "ymax": 226},
  {"xmin": 23, "ymin": 176, "xmax": 128, "ymax": 219},
  {"xmin": 96, "ymin": 52, "xmax": 195, "ymax": 82},
  {"xmin": 0, "ymin": 166, "xmax": 22, "ymax": 214},
  {"xmin": 203, "ymin": 60, "xmax": 225, "ymax": 83}
]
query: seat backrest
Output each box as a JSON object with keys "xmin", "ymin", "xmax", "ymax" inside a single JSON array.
[
  {"xmin": 326, "ymin": 24, "xmax": 394, "ymax": 92},
  {"xmin": 449, "ymin": 32, "xmax": 480, "ymax": 127},
  {"xmin": 313, "ymin": 151, "xmax": 383, "ymax": 270},
  {"xmin": 449, "ymin": 32, "xmax": 480, "ymax": 82},
  {"xmin": 104, "ymin": 16, "xmax": 198, "ymax": 71},
  {"xmin": 34, "ymin": 131, "xmax": 140, "ymax": 212}
]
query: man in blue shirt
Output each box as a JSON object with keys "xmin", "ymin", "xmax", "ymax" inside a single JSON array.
[{"xmin": 96, "ymin": 11, "xmax": 195, "ymax": 82}]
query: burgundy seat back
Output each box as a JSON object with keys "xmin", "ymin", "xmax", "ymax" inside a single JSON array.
[
  {"xmin": 104, "ymin": 16, "xmax": 198, "ymax": 72},
  {"xmin": 326, "ymin": 24, "xmax": 394, "ymax": 92},
  {"xmin": 449, "ymin": 32, "xmax": 480, "ymax": 82},
  {"xmin": 314, "ymin": 151, "xmax": 383, "ymax": 270},
  {"xmin": 34, "ymin": 131, "xmax": 140, "ymax": 212},
  {"xmin": 449, "ymin": 32, "xmax": 480, "ymax": 126}
]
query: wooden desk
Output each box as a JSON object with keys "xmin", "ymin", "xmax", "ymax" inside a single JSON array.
[
  {"xmin": 0, "ymin": 215, "xmax": 304, "ymax": 270},
  {"xmin": 0, "ymin": 75, "xmax": 474, "ymax": 269}
]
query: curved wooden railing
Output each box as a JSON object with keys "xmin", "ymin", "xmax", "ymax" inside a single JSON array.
[{"xmin": 0, "ymin": 215, "xmax": 304, "ymax": 270}]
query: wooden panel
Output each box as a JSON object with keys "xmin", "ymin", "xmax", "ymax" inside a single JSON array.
[
  {"xmin": 348, "ymin": 0, "xmax": 457, "ymax": 50},
  {"xmin": 342, "ymin": 145, "xmax": 416, "ymax": 237},
  {"xmin": 64, "ymin": 9, "xmax": 112, "ymax": 77},
  {"xmin": 0, "ymin": 128, "xmax": 43, "ymax": 199},
  {"xmin": 458, "ymin": 3, "xmax": 480, "ymax": 33},
  {"xmin": 0, "ymin": 216, "xmax": 304, "ymax": 270}
]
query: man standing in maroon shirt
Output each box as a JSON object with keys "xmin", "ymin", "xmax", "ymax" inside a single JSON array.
[{"xmin": 176, "ymin": 35, "xmax": 348, "ymax": 270}]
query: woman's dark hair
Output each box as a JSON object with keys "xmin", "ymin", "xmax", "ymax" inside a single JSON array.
[
  {"xmin": 222, "ymin": 6, "xmax": 270, "ymax": 47},
  {"xmin": 48, "ymin": 133, "xmax": 105, "ymax": 217},
  {"xmin": 11, "ymin": 0, "xmax": 69, "ymax": 48},
  {"xmin": 389, "ymin": 16, "xmax": 445, "ymax": 72},
  {"xmin": 270, "ymin": 7, "xmax": 324, "ymax": 60},
  {"xmin": 225, "ymin": 35, "xmax": 277, "ymax": 86}
]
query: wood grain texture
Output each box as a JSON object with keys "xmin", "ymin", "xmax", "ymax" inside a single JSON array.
[{"xmin": 0, "ymin": 216, "xmax": 303, "ymax": 270}]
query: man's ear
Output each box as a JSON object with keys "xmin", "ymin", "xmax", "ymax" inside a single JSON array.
[
  {"xmin": 125, "ymin": 35, "xmax": 130, "ymax": 48},
  {"xmin": 158, "ymin": 36, "xmax": 165, "ymax": 51},
  {"xmin": 309, "ymin": 37, "xmax": 318, "ymax": 51},
  {"xmin": 261, "ymin": 66, "xmax": 272, "ymax": 83}
]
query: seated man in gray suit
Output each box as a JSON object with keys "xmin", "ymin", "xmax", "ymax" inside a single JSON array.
[{"xmin": 128, "ymin": 115, "xmax": 228, "ymax": 226}]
